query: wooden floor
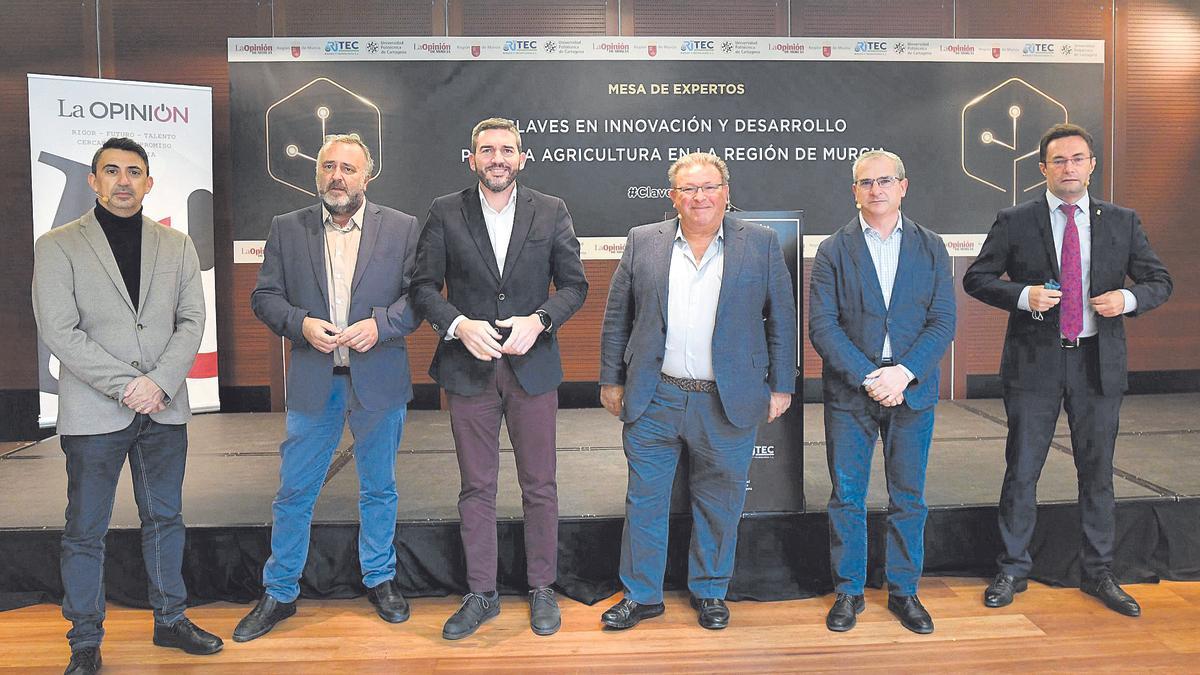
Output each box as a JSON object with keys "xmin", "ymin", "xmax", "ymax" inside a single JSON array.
[{"xmin": 3, "ymin": 578, "xmax": 1198, "ymax": 673}]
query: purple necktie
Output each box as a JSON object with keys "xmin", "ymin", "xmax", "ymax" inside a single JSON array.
[{"xmin": 1058, "ymin": 203, "xmax": 1083, "ymax": 341}]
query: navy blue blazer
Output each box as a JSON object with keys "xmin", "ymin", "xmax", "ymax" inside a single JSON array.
[
  {"xmin": 251, "ymin": 201, "xmax": 422, "ymax": 412},
  {"xmin": 600, "ymin": 215, "xmax": 797, "ymax": 429},
  {"xmin": 808, "ymin": 215, "xmax": 956, "ymax": 411}
]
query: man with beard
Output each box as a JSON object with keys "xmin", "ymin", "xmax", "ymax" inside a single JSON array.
[
  {"xmin": 33, "ymin": 136, "xmax": 219, "ymax": 674},
  {"xmin": 412, "ymin": 117, "xmax": 587, "ymax": 640},
  {"xmin": 235, "ymin": 133, "xmax": 422, "ymax": 641}
]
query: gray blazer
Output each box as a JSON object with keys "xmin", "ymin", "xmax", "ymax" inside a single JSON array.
[
  {"xmin": 600, "ymin": 215, "xmax": 797, "ymax": 429},
  {"xmin": 32, "ymin": 210, "xmax": 205, "ymax": 435}
]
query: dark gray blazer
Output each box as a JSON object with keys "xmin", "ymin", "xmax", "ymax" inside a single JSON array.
[
  {"xmin": 411, "ymin": 185, "xmax": 588, "ymax": 397},
  {"xmin": 963, "ymin": 195, "xmax": 1171, "ymax": 395},
  {"xmin": 600, "ymin": 215, "xmax": 797, "ymax": 429},
  {"xmin": 251, "ymin": 201, "xmax": 421, "ymax": 412},
  {"xmin": 808, "ymin": 215, "xmax": 956, "ymax": 411}
]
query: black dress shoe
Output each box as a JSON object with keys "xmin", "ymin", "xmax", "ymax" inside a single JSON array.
[
  {"xmin": 442, "ymin": 592, "xmax": 501, "ymax": 640},
  {"xmin": 690, "ymin": 596, "xmax": 730, "ymax": 630},
  {"xmin": 64, "ymin": 646, "xmax": 101, "ymax": 675},
  {"xmin": 1081, "ymin": 573, "xmax": 1141, "ymax": 617},
  {"xmin": 887, "ymin": 594, "xmax": 934, "ymax": 634},
  {"xmin": 367, "ymin": 579, "xmax": 411, "ymax": 623},
  {"xmin": 984, "ymin": 573, "xmax": 1028, "ymax": 608},
  {"xmin": 153, "ymin": 617, "xmax": 224, "ymax": 655},
  {"xmin": 232, "ymin": 594, "xmax": 297, "ymax": 642},
  {"xmin": 600, "ymin": 597, "xmax": 665, "ymax": 630},
  {"xmin": 825, "ymin": 593, "xmax": 865, "ymax": 632},
  {"xmin": 529, "ymin": 586, "xmax": 561, "ymax": 636}
]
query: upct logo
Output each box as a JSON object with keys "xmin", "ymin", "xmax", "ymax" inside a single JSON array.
[
  {"xmin": 503, "ymin": 40, "xmax": 538, "ymax": 53},
  {"xmin": 1023, "ymin": 43, "xmax": 1055, "ymax": 54},
  {"xmin": 325, "ymin": 40, "xmax": 359, "ymax": 53},
  {"xmin": 854, "ymin": 41, "xmax": 888, "ymax": 53},
  {"xmin": 680, "ymin": 40, "xmax": 715, "ymax": 52}
]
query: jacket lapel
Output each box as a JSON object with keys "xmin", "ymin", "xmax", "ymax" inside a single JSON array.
[
  {"xmin": 1035, "ymin": 195, "xmax": 1060, "ymax": 280},
  {"xmin": 79, "ymin": 211, "xmax": 136, "ymax": 314},
  {"xmin": 715, "ymin": 216, "xmax": 746, "ymax": 322},
  {"xmin": 305, "ymin": 205, "xmax": 330, "ymax": 312},
  {"xmin": 653, "ymin": 219, "xmax": 675, "ymax": 324},
  {"xmin": 888, "ymin": 215, "xmax": 918, "ymax": 317},
  {"xmin": 351, "ymin": 201, "xmax": 381, "ymax": 294},
  {"xmin": 844, "ymin": 218, "xmax": 887, "ymax": 314},
  {"xmin": 462, "ymin": 187, "xmax": 502, "ymax": 284},
  {"xmin": 501, "ymin": 186, "xmax": 534, "ymax": 282},
  {"xmin": 1088, "ymin": 198, "xmax": 1112, "ymax": 294},
  {"xmin": 135, "ymin": 216, "xmax": 160, "ymax": 316}
]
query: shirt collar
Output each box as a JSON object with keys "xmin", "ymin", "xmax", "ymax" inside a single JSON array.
[
  {"xmin": 858, "ymin": 211, "xmax": 903, "ymax": 235},
  {"xmin": 479, "ymin": 184, "xmax": 518, "ymax": 216},
  {"xmin": 1046, "ymin": 190, "xmax": 1090, "ymax": 216},
  {"xmin": 674, "ymin": 221, "xmax": 724, "ymax": 243},
  {"xmin": 322, "ymin": 200, "xmax": 366, "ymax": 231}
]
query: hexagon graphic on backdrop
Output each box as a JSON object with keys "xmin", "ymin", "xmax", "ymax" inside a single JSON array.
[
  {"xmin": 265, "ymin": 77, "xmax": 383, "ymax": 196},
  {"xmin": 961, "ymin": 78, "xmax": 1068, "ymax": 205}
]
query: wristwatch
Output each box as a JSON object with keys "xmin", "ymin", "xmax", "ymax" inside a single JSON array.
[{"xmin": 535, "ymin": 309, "xmax": 552, "ymax": 332}]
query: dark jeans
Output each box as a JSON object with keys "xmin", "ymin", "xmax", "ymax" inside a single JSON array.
[{"xmin": 60, "ymin": 415, "xmax": 189, "ymax": 649}]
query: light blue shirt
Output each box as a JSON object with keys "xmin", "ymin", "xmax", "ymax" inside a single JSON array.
[
  {"xmin": 859, "ymin": 213, "xmax": 915, "ymax": 382},
  {"xmin": 1016, "ymin": 191, "xmax": 1137, "ymax": 337},
  {"xmin": 662, "ymin": 223, "xmax": 723, "ymax": 381}
]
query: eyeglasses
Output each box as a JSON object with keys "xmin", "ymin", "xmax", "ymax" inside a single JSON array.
[
  {"xmin": 1044, "ymin": 155, "xmax": 1095, "ymax": 169},
  {"xmin": 672, "ymin": 183, "xmax": 726, "ymax": 197},
  {"xmin": 853, "ymin": 176, "xmax": 901, "ymax": 189}
]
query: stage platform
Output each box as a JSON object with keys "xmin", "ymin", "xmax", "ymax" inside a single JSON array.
[{"xmin": 2, "ymin": 395, "xmax": 1198, "ymax": 611}]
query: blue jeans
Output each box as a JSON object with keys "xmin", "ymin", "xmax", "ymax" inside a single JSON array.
[
  {"xmin": 825, "ymin": 400, "xmax": 934, "ymax": 596},
  {"xmin": 620, "ymin": 380, "xmax": 757, "ymax": 603},
  {"xmin": 263, "ymin": 375, "xmax": 406, "ymax": 602},
  {"xmin": 60, "ymin": 415, "xmax": 189, "ymax": 649}
]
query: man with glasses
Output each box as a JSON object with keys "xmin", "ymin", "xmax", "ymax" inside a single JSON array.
[
  {"xmin": 964, "ymin": 123, "xmax": 1171, "ymax": 616},
  {"xmin": 809, "ymin": 150, "xmax": 955, "ymax": 634},
  {"xmin": 599, "ymin": 152, "xmax": 796, "ymax": 630}
]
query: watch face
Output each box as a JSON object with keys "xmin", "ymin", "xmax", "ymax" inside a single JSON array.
[{"xmin": 538, "ymin": 311, "xmax": 551, "ymax": 328}]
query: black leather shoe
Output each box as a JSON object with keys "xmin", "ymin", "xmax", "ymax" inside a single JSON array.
[
  {"xmin": 689, "ymin": 596, "xmax": 730, "ymax": 630},
  {"xmin": 600, "ymin": 597, "xmax": 665, "ymax": 630},
  {"xmin": 232, "ymin": 594, "xmax": 297, "ymax": 642},
  {"xmin": 1081, "ymin": 573, "xmax": 1141, "ymax": 617},
  {"xmin": 984, "ymin": 573, "xmax": 1028, "ymax": 608},
  {"xmin": 153, "ymin": 617, "xmax": 223, "ymax": 655},
  {"xmin": 529, "ymin": 586, "xmax": 561, "ymax": 636},
  {"xmin": 442, "ymin": 592, "xmax": 501, "ymax": 640},
  {"xmin": 888, "ymin": 594, "xmax": 934, "ymax": 634},
  {"xmin": 825, "ymin": 593, "xmax": 865, "ymax": 632},
  {"xmin": 64, "ymin": 646, "xmax": 100, "ymax": 675},
  {"xmin": 367, "ymin": 579, "xmax": 410, "ymax": 623}
]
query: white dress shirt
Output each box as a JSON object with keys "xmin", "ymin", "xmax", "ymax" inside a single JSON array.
[
  {"xmin": 446, "ymin": 185, "xmax": 518, "ymax": 341},
  {"xmin": 661, "ymin": 223, "xmax": 723, "ymax": 381}
]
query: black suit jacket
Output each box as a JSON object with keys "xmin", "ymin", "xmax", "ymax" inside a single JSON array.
[
  {"xmin": 411, "ymin": 184, "xmax": 588, "ymax": 397},
  {"xmin": 963, "ymin": 195, "xmax": 1171, "ymax": 395}
]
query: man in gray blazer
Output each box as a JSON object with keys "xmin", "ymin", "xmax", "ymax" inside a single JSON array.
[
  {"xmin": 33, "ymin": 137, "xmax": 220, "ymax": 675},
  {"xmin": 235, "ymin": 133, "xmax": 421, "ymax": 642},
  {"xmin": 599, "ymin": 152, "xmax": 797, "ymax": 630}
]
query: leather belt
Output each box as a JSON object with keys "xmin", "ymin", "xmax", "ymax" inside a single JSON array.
[
  {"xmin": 661, "ymin": 372, "xmax": 717, "ymax": 393},
  {"xmin": 1060, "ymin": 335, "xmax": 1097, "ymax": 349},
  {"xmin": 333, "ymin": 366, "xmax": 351, "ymax": 376}
]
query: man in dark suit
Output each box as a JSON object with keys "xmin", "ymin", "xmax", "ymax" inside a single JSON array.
[
  {"xmin": 411, "ymin": 117, "xmax": 587, "ymax": 640},
  {"xmin": 964, "ymin": 123, "xmax": 1171, "ymax": 616},
  {"xmin": 809, "ymin": 150, "xmax": 956, "ymax": 634},
  {"xmin": 235, "ymin": 133, "xmax": 422, "ymax": 641},
  {"xmin": 598, "ymin": 152, "xmax": 797, "ymax": 631}
]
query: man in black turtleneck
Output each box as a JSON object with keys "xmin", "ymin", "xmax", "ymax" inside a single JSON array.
[{"xmin": 32, "ymin": 137, "xmax": 221, "ymax": 674}]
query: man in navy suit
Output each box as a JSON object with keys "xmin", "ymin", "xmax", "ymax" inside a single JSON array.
[
  {"xmin": 235, "ymin": 133, "xmax": 422, "ymax": 641},
  {"xmin": 599, "ymin": 152, "xmax": 797, "ymax": 630},
  {"xmin": 964, "ymin": 124, "xmax": 1171, "ymax": 616},
  {"xmin": 411, "ymin": 118, "xmax": 587, "ymax": 640},
  {"xmin": 809, "ymin": 150, "xmax": 955, "ymax": 634}
]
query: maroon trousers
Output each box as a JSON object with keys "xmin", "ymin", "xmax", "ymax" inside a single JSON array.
[{"xmin": 446, "ymin": 356, "xmax": 558, "ymax": 592}]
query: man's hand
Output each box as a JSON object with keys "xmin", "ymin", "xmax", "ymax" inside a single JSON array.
[
  {"xmin": 1090, "ymin": 290, "xmax": 1127, "ymax": 318},
  {"xmin": 455, "ymin": 319, "xmax": 503, "ymax": 361},
  {"xmin": 1028, "ymin": 286, "xmax": 1063, "ymax": 313},
  {"xmin": 495, "ymin": 314, "xmax": 544, "ymax": 356},
  {"xmin": 337, "ymin": 317, "xmax": 379, "ymax": 353},
  {"xmin": 123, "ymin": 375, "xmax": 166, "ymax": 415},
  {"xmin": 302, "ymin": 317, "xmax": 341, "ymax": 353},
  {"xmin": 864, "ymin": 365, "xmax": 912, "ymax": 407},
  {"xmin": 600, "ymin": 384, "xmax": 625, "ymax": 417},
  {"xmin": 767, "ymin": 392, "xmax": 792, "ymax": 423}
]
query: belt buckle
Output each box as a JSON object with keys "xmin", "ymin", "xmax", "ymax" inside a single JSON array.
[{"xmin": 1060, "ymin": 337, "xmax": 1080, "ymax": 349}]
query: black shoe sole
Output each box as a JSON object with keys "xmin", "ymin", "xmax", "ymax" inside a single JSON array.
[
  {"xmin": 442, "ymin": 610, "xmax": 500, "ymax": 640},
  {"xmin": 983, "ymin": 579, "xmax": 1028, "ymax": 608},
  {"xmin": 1080, "ymin": 587, "xmax": 1141, "ymax": 617},
  {"xmin": 373, "ymin": 608, "xmax": 411, "ymax": 624},
  {"xmin": 232, "ymin": 607, "xmax": 297, "ymax": 643},
  {"xmin": 153, "ymin": 636, "xmax": 224, "ymax": 655},
  {"xmin": 601, "ymin": 606, "xmax": 665, "ymax": 630},
  {"xmin": 889, "ymin": 611, "xmax": 934, "ymax": 635},
  {"xmin": 531, "ymin": 618, "xmax": 561, "ymax": 636}
]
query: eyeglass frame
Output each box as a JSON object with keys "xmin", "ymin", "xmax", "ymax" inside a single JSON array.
[
  {"xmin": 671, "ymin": 183, "xmax": 727, "ymax": 197},
  {"xmin": 1041, "ymin": 155, "xmax": 1096, "ymax": 170},
  {"xmin": 852, "ymin": 176, "xmax": 902, "ymax": 190}
]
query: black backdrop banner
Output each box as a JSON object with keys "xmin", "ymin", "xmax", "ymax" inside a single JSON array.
[{"xmin": 229, "ymin": 36, "xmax": 1103, "ymax": 257}]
